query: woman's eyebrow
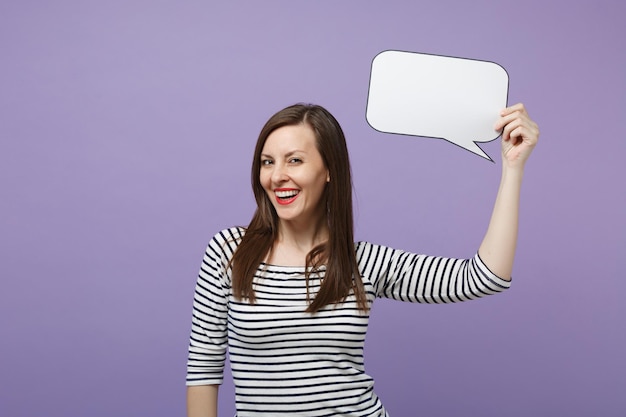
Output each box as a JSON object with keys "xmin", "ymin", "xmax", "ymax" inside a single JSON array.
[{"xmin": 261, "ymin": 150, "xmax": 306, "ymax": 158}]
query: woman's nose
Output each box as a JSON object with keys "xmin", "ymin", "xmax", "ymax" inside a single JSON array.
[{"xmin": 271, "ymin": 164, "xmax": 288, "ymax": 183}]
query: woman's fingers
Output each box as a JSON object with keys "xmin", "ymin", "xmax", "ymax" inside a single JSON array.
[
  {"xmin": 495, "ymin": 103, "xmax": 538, "ymax": 143},
  {"xmin": 493, "ymin": 103, "xmax": 539, "ymax": 165}
]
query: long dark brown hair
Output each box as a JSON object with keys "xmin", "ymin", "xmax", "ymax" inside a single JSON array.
[{"xmin": 230, "ymin": 103, "xmax": 368, "ymax": 313}]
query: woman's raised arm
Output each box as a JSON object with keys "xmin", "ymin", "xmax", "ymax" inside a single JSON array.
[{"xmin": 478, "ymin": 103, "xmax": 540, "ymax": 279}]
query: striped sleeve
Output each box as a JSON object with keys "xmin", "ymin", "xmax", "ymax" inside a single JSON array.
[
  {"xmin": 186, "ymin": 227, "xmax": 242, "ymax": 386},
  {"xmin": 356, "ymin": 242, "xmax": 511, "ymax": 303}
]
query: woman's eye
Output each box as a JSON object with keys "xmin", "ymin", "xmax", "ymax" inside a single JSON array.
[
  {"xmin": 289, "ymin": 158, "xmax": 302, "ymax": 164},
  {"xmin": 261, "ymin": 159, "xmax": 273, "ymax": 166}
]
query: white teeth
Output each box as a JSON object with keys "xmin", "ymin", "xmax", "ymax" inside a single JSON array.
[{"xmin": 276, "ymin": 190, "xmax": 299, "ymax": 198}]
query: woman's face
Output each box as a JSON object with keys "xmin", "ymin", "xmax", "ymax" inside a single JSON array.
[{"xmin": 260, "ymin": 124, "xmax": 329, "ymax": 228}]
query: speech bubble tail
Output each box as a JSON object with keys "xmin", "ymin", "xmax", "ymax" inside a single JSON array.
[{"xmin": 453, "ymin": 140, "xmax": 494, "ymax": 162}]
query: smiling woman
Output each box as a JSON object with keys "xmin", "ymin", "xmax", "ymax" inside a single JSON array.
[
  {"xmin": 230, "ymin": 104, "xmax": 368, "ymax": 315},
  {"xmin": 259, "ymin": 124, "xmax": 330, "ymax": 232},
  {"xmin": 185, "ymin": 102, "xmax": 539, "ymax": 417}
]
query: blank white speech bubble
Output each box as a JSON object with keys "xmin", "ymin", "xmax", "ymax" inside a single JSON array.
[{"xmin": 366, "ymin": 50, "xmax": 509, "ymax": 161}]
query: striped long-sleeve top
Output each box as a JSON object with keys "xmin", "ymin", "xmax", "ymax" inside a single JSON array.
[{"xmin": 186, "ymin": 227, "xmax": 511, "ymax": 416}]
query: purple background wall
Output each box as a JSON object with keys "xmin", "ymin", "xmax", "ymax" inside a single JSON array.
[{"xmin": 1, "ymin": 1, "xmax": 624, "ymax": 416}]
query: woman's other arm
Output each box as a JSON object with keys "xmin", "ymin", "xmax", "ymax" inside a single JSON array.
[{"xmin": 187, "ymin": 385, "xmax": 218, "ymax": 417}]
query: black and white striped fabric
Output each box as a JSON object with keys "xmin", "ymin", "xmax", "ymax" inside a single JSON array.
[{"xmin": 186, "ymin": 227, "xmax": 510, "ymax": 416}]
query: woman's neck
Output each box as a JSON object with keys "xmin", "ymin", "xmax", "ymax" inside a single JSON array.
[{"xmin": 268, "ymin": 218, "xmax": 329, "ymax": 266}]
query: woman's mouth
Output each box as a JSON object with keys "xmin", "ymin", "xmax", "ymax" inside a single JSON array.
[{"xmin": 275, "ymin": 189, "xmax": 299, "ymax": 205}]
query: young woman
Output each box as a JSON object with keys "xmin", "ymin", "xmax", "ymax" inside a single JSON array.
[{"xmin": 186, "ymin": 103, "xmax": 539, "ymax": 417}]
